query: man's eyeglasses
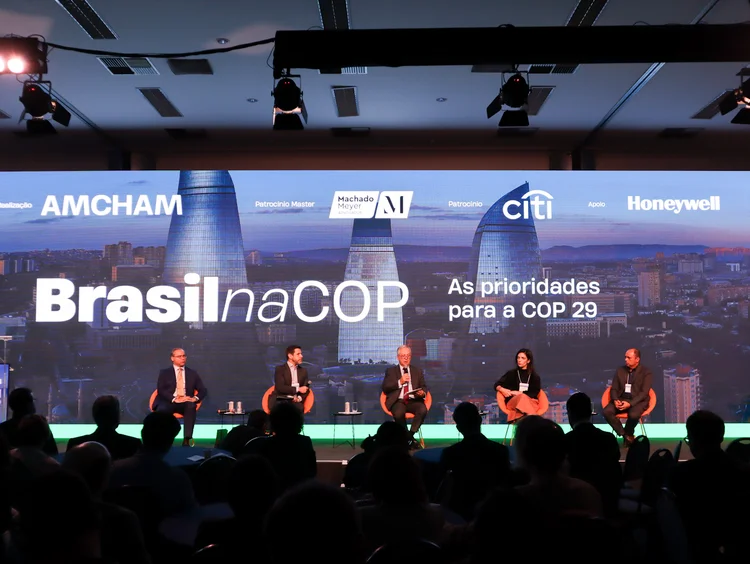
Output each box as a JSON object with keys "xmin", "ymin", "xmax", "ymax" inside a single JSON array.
[{"xmin": 173, "ymin": 354, "xmax": 186, "ymax": 358}]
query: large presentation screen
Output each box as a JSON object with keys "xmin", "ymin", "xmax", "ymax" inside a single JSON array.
[{"xmin": 0, "ymin": 170, "xmax": 748, "ymax": 425}]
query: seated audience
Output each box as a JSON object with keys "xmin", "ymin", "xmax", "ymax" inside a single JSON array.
[
  {"xmin": 219, "ymin": 409, "xmax": 269, "ymax": 457},
  {"xmin": 254, "ymin": 401, "xmax": 316, "ymax": 490},
  {"xmin": 67, "ymin": 395, "xmax": 142, "ymax": 460},
  {"xmin": 564, "ymin": 392, "xmax": 622, "ymax": 517},
  {"xmin": 514, "ymin": 415, "xmax": 603, "ymax": 519},
  {"xmin": 108, "ymin": 412, "xmax": 196, "ymax": 517},
  {"xmin": 668, "ymin": 410, "xmax": 750, "ymax": 562},
  {"xmin": 439, "ymin": 401, "xmax": 511, "ymax": 520},
  {"xmin": 63, "ymin": 441, "xmax": 151, "ymax": 564},
  {"xmin": 0, "ymin": 387, "xmax": 58, "ymax": 455}
]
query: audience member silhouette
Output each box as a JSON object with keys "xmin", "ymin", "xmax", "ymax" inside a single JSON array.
[
  {"xmin": 564, "ymin": 392, "xmax": 622, "ymax": 517},
  {"xmin": 254, "ymin": 401, "xmax": 316, "ymax": 491},
  {"xmin": 0, "ymin": 387, "xmax": 58, "ymax": 455},
  {"xmin": 668, "ymin": 410, "xmax": 750, "ymax": 562},
  {"xmin": 514, "ymin": 415, "xmax": 603, "ymax": 519},
  {"xmin": 219, "ymin": 409, "xmax": 269, "ymax": 457},
  {"xmin": 439, "ymin": 402, "xmax": 511, "ymax": 520},
  {"xmin": 108, "ymin": 411, "xmax": 196, "ymax": 517},
  {"xmin": 8, "ymin": 414, "xmax": 60, "ymax": 511},
  {"xmin": 265, "ymin": 481, "xmax": 366, "ymax": 564},
  {"xmin": 360, "ymin": 446, "xmax": 446, "ymax": 554},
  {"xmin": 344, "ymin": 421, "xmax": 410, "ymax": 491},
  {"xmin": 63, "ymin": 441, "xmax": 151, "ymax": 564},
  {"xmin": 67, "ymin": 395, "xmax": 142, "ymax": 460}
]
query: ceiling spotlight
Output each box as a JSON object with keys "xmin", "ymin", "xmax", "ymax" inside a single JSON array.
[
  {"xmin": 718, "ymin": 74, "xmax": 750, "ymax": 125},
  {"xmin": 0, "ymin": 37, "xmax": 48, "ymax": 75},
  {"xmin": 486, "ymin": 71, "xmax": 532, "ymax": 127},
  {"xmin": 18, "ymin": 81, "xmax": 71, "ymax": 135},
  {"xmin": 272, "ymin": 76, "xmax": 308, "ymax": 130},
  {"xmin": 216, "ymin": 38, "xmax": 230, "ymax": 45},
  {"xmin": 436, "ymin": 97, "xmax": 448, "ymax": 102},
  {"xmin": 247, "ymin": 98, "xmax": 258, "ymax": 103}
]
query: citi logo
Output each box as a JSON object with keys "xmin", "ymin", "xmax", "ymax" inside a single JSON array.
[
  {"xmin": 329, "ymin": 191, "xmax": 413, "ymax": 219},
  {"xmin": 627, "ymin": 195, "xmax": 720, "ymax": 214},
  {"xmin": 502, "ymin": 189, "xmax": 553, "ymax": 220}
]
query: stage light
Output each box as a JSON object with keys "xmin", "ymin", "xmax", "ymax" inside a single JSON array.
[
  {"xmin": 0, "ymin": 37, "xmax": 47, "ymax": 75},
  {"xmin": 502, "ymin": 73, "xmax": 530, "ymax": 108},
  {"xmin": 272, "ymin": 75, "xmax": 308, "ymax": 130},
  {"xmin": 486, "ymin": 71, "xmax": 532, "ymax": 127},
  {"xmin": 18, "ymin": 81, "xmax": 72, "ymax": 135}
]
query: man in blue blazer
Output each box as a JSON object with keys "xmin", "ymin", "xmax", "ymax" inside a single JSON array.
[{"xmin": 154, "ymin": 347, "xmax": 208, "ymax": 446}]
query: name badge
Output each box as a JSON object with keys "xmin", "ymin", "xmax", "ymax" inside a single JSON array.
[
  {"xmin": 519, "ymin": 382, "xmax": 529, "ymax": 392},
  {"xmin": 624, "ymin": 383, "xmax": 632, "ymax": 394}
]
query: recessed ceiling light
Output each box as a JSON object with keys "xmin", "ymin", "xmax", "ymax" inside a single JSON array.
[
  {"xmin": 247, "ymin": 98, "xmax": 258, "ymax": 103},
  {"xmin": 436, "ymin": 97, "xmax": 448, "ymax": 102},
  {"xmin": 216, "ymin": 38, "xmax": 230, "ymax": 44}
]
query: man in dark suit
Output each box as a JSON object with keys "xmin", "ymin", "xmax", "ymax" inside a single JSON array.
[
  {"xmin": 564, "ymin": 392, "xmax": 622, "ymax": 518},
  {"xmin": 154, "ymin": 347, "xmax": 207, "ymax": 446},
  {"xmin": 0, "ymin": 387, "xmax": 58, "ymax": 456},
  {"xmin": 603, "ymin": 347, "xmax": 652, "ymax": 446},
  {"xmin": 273, "ymin": 344, "xmax": 310, "ymax": 412},
  {"xmin": 382, "ymin": 345, "xmax": 428, "ymax": 448},
  {"xmin": 67, "ymin": 395, "xmax": 141, "ymax": 460}
]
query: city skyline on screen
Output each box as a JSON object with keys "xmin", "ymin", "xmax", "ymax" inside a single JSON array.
[{"xmin": 0, "ymin": 170, "xmax": 748, "ymax": 251}]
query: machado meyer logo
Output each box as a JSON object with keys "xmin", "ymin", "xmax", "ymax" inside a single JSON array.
[
  {"xmin": 329, "ymin": 191, "xmax": 414, "ymax": 219},
  {"xmin": 502, "ymin": 189, "xmax": 553, "ymax": 220},
  {"xmin": 40, "ymin": 194, "xmax": 182, "ymax": 216},
  {"xmin": 627, "ymin": 195, "xmax": 720, "ymax": 214}
]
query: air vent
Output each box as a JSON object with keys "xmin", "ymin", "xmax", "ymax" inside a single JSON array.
[
  {"xmin": 331, "ymin": 127, "xmax": 370, "ymax": 137},
  {"xmin": 0, "ymin": 109, "xmax": 10, "ymax": 119},
  {"xmin": 692, "ymin": 90, "xmax": 734, "ymax": 119},
  {"xmin": 659, "ymin": 128, "xmax": 704, "ymax": 138},
  {"xmin": 566, "ymin": 0, "xmax": 609, "ymax": 27},
  {"xmin": 552, "ymin": 64, "xmax": 579, "ymax": 74},
  {"xmin": 55, "ymin": 0, "xmax": 117, "ymax": 39},
  {"xmin": 320, "ymin": 66, "xmax": 368, "ymax": 75},
  {"xmin": 526, "ymin": 87, "xmax": 554, "ymax": 116},
  {"xmin": 98, "ymin": 57, "xmax": 159, "ymax": 75},
  {"xmin": 137, "ymin": 88, "xmax": 183, "ymax": 118},
  {"xmin": 167, "ymin": 59, "xmax": 214, "ymax": 75},
  {"xmin": 471, "ymin": 64, "xmax": 516, "ymax": 73},
  {"xmin": 496, "ymin": 127, "xmax": 539, "ymax": 137},
  {"xmin": 331, "ymin": 86, "xmax": 359, "ymax": 117},
  {"xmin": 165, "ymin": 128, "xmax": 208, "ymax": 140},
  {"xmin": 317, "ymin": 0, "xmax": 351, "ymax": 30},
  {"xmin": 528, "ymin": 64, "xmax": 553, "ymax": 74}
]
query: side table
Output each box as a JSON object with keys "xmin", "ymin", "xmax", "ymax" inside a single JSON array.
[
  {"xmin": 215, "ymin": 410, "xmax": 246, "ymax": 446},
  {"xmin": 332, "ymin": 411, "xmax": 362, "ymax": 448}
]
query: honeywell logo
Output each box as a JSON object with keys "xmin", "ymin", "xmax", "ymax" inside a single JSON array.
[{"xmin": 627, "ymin": 195, "xmax": 721, "ymax": 214}]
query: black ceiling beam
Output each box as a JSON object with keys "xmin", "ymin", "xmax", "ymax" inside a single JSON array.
[{"xmin": 273, "ymin": 24, "xmax": 750, "ymax": 77}]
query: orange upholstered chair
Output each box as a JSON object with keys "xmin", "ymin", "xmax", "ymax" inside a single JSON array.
[
  {"xmin": 496, "ymin": 389, "xmax": 549, "ymax": 444},
  {"xmin": 379, "ymin": 391, "xmax": 433, "ymax": 447},
  {"xmin": 601, "ymin": 386, "xmax": 657, "ymax": 436},
  {"xmin": 262, "ymin": 385, "xmax": 315, "ymax": 414},
  {"xmin": 149, "ymin": 389, "xmax": 202, "ymax": 419}
]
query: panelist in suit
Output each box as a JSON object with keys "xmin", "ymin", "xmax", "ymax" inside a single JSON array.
[
  {"xmin": 273, "ymin": 344, "xmax": 310, "ymax": 411},
  {"xmin": 382, "ymin": 345, "xmax": 428, "ymax": 447},
  {"xmin": 154, "ymin": 348, "xmax": 208, "ymax": 446},
  {"xmin": 603, "ymin": 347, "xmax": 652, "ymax": 446}
]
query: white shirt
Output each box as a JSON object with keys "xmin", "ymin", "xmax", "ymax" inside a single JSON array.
[
  {"xmin": 288, "ymin": 361, "xmax": 299, "ymax": 390},
  {"xmin": 399, "ymin": 365, "xmax": 411, "ymax": 399}
]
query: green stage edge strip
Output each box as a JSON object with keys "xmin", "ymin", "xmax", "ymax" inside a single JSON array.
[{"xmin": 48, "ymin": 423, "xmax": 750, "ymax": 442}]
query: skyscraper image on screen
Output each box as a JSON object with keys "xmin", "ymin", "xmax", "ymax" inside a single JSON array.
[
  {"xmin": 337, "ymin": 218, "xmax": 404, "ymax": 365},
  {"xmin": 468, "ymin": 182, "xmax": 544, "ymax": 333},
  {"xmin": 454, "ymin": 182, "xmax": 545, "ymax": 394},
  {"xmin": 163, "ymin": 170, "xmax": 249, "ymax": 325}
]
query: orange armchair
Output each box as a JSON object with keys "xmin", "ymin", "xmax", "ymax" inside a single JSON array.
[
  {"xmin": 149, "ymin": 389, "xmax": 202, "ymax": 419},
  {"xmin": 379, "ymin": 391, "xmax": 433, "ymax": 447},
  {"xmin": 262, "ymin": 385, "xmax": 315, "ymax": 414},
  {"xmin": 496, "ymin": 389, "xmax": 549, "ymax": 444},
  {"xmin": 601, "ymin": 386, "xmax": 656, "ymax": 436}
]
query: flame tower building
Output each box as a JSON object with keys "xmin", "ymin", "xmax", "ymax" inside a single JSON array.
[
  {"xmin": 456, "ymin": 182, "xmax": 545, "ymax": 392},
  {"xmin": 337, "ymin": 218, "xmax": 404, "ymax": 364},
  {"xmin": 163, "ymin": 170, "xmax": 248, "ymax": 324}
]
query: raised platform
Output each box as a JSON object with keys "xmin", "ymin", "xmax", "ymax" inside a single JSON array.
[{"xmin": 48, "ymin": 422, "xmax": 750, "ymax": 441}]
